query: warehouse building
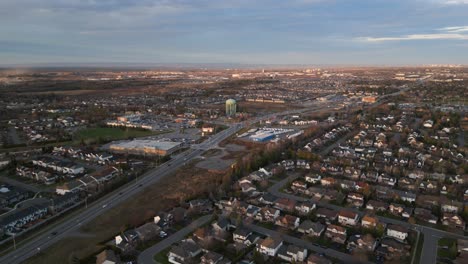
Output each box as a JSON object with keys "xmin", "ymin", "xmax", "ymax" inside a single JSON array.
[{"xmin": 109, "ymin": 140, "xmax": 182, "ymax": 156}]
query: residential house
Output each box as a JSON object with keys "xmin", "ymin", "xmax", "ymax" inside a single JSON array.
[
  {"xmin": 316, "ymin": 208, "xmax": 337, "ymax": 224},
  {"xmin": 379, "ymin": 237, "xmax": 410, "ymax": 257},
  {"xmin": 340, "ymin": 180, "xmax": 356, "ymax": 190},
  {"xmin": 347, "ymin": 234, "xmax": 377, "ymax": 252},
  {"xmin": 414, "ymin": 208, "xmax": 438, "ymax": 224},
  {"xmin": 255, "ymin": 207, "xmax": 280, "ymax": 223},
  {"xmin": 346, "ymin": 193, "xmax": 364, "ymax": 207},
  {"xmin": 135, "ymin": 222, "xmax": 161, "ymax": 241},
  {"xmin": 246, "ymin": 205, "xmax": 260, "ymax": 218},
  {"xmin": 189, "ymin": 199, "xmax": 213, "ymax": 214},
  {"xmin": 441, "ymin": 199, "xmax": 463, "ymax": 214},
  {"xmin": 297, "ymin": 220, "xmax": 325, "ymax": 237},
  {"xmin": 96, "ymin": 249, "xmax": 121, "ymax": 264},
  {"xmin": 402, "ymin": 207, "xmax": 413, "ymax": 219},
  {"xmin": 200, "ymin": 251, "xmax": 231, "ymax": 264},
  {"xmin": 168, "ymin": 239, "xmax": 202, "ymax": 264},
  {"xmin": 274, "ymin": 198, "xmax": 296, "ymax": 212},
  {"xmin": 442, "ymin": 213, "xmax": 466, "ymax": 230},
  {"xmin": 295, "ymin": 201, "xmax": 316, "ymax": 215},
  {"xmin": 275, "ymin": 215, "xmax": 300, "ymax": 230},
  {"xmin": 258, "ymin": 194, "xmax": 277, "ymax": 206},
  {"xmin": 366, "ymin": 200, "xmax": 388, "ymax": 212},
  {"xmin": 396, "ymin": 191, "xmax": 417, "ymax": 203},
  {"xmin": 389, "ymin": 203, "xmax": 405, "ymax": 216},
  {"xmin": 320, "ymin": 177, "xmax": 336, "ymax": 187},
  {"xmin": 233, "ymin": 228, "xmax": 252, "ymax": 245},
  {"xmin": 338, "ymin": 210, "xmax": 359, "ymax": 226},
  {"xmin": 325, "ymin": 224, "xmax": 347, "ymax": 244},
  {"xmin": 256, "ymin": 237, "xmax": 283, "ymax": 257},
  {"xmin": 307, "ymin": 254, "xmax": 332, "ymax": 264},
  {"xmin": 386, "ymin": 224, "xmax": 408, "ymax": 242},
  {"xmin": 277, "ymin": 244, "xmax": 308, "ymax": 262},
  {"xmin": 115, "ymin": 230, "xmax": 139, "ymax": 252},
  {"xmin": 361, "ymin": 215, "xmax": 379, "ymax": 229},
  {"xmin": 305, "ymin": 174, "xmax": 322, "ymax": 184}
]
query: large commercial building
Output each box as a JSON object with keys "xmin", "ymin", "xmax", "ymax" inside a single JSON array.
[
  {"xmin": 226, "ymin": 99, "xmax": 237, "ymax": 117},
  {"xmin": 109, "ymin": 140, "xmax": 182, "ymax": 156}
]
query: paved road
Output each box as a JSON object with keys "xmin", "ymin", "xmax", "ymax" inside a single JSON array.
[
  {"xmin": 138, "ymin": 215, "xmax": 212, "ymax": 264},
  {"xmin": 0, "ymin": 124, "xmax": 242, "ymax": 264},
  {"xmin": 246, "ymin": 223, "xmax": 372, "ymax": 264},
  {"xmin": 269, "ymin": 176, "xmax": 467, "ymax": 264}
]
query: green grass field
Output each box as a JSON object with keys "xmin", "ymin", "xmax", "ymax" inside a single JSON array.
[
  {"xmin": 75, "ymin": 127, "xmax": 167, "ymax": 143},
  {"xmin": 437, "ymin": 237, "xmax": 458, "ymax": 260}
]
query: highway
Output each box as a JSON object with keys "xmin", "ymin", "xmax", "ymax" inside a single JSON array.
[{"xmin": 0, "ymin": 124, "xmax": 243, "ymax": 264}]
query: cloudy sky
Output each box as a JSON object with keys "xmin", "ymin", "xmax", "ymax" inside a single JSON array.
[{"xmin": 1, "ymin": 0, "xmax": 468, "ymax": 66}]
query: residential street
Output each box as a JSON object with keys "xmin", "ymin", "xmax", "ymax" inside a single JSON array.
[{"xmin": 138, "ymin": 214, "xmax": 212, "ymax": 264}]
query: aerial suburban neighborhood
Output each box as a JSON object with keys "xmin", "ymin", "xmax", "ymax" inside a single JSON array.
[{"xmin": 0, "ymin": 66, "xmax": 466, "ymax": 264}]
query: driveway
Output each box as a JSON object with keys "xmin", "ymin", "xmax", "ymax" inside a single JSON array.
[{"xmin": 138, "ymin": 215, "xmax": 212, "ymax": 264}]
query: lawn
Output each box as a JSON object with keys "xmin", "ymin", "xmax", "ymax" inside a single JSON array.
[
  {"xmin": 153, "ymin": 248, "xmax": 171, "ymax": 264},
  {"xmin": 437, "ymin": 237, "xmax": 458, "ymax": 260},
  {"xmin": 75, "ymin": 127, "xmax": 167, "ymax": 143}
]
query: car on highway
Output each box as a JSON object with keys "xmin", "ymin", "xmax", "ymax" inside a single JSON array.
[
  {"xmin": 51, "ymin": 231, "xmax": 57, "ymax": 236},
  {"xmin": 159, "ymin": 231, "xmax": 167, "ymax": 238},
  {"xmin": 102, "ymin": 204, "xmax": 107, "ymax": 208}
]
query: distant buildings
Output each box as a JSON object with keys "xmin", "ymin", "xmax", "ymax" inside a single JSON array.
[{"xmin": 225, "ymin": 99, "xmax": 237, "ymax": 117}]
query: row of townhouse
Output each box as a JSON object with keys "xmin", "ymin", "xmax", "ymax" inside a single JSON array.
[
  {"xmin": 56, "ymin": 167, "xmax": 119, "ymax": 195},
  {"xmin": 31, "ymin": 157, "xmax": 85, "ymax": 175},
  {"xmin": 53, "ymin": 146, "xmax": 113, "ymax": 165},
  {"xmin": 0, "ymin": 203, "xmax": 48, "ymax": 235},
  {"xmin": 16, "ymin": 166, "xmax": 57, "ymax": 185}
]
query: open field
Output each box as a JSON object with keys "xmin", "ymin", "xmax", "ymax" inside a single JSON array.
[
  {"xmin": 23, "ymin": 163, "xmax": 224, "ymax": 264},
  {"xmin": 75, "ymin": 127, "xmax": 167, "ymax": 143}
]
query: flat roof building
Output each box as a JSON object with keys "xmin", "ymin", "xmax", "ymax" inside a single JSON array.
[{"xmin": 109, "ymin": 140, "xmax": 182, "ymax": 156}]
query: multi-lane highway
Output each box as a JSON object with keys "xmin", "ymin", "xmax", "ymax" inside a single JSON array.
[{"xmin": 0, "ymin": 124, "xmax": 243, "ymax": 264}]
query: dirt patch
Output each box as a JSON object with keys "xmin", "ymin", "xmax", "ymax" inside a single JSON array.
[{"xmin": 23, "ymin": 164, "xmax": 224, "ymax": 264}]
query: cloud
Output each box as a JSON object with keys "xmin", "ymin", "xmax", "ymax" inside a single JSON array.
[
  {"xmin": 359, "ymin": 25, "xmax": 468, "ymax": 42},
  {"xmin": 439, "ymin": 26, "xmax": 468, "ymax": 32},
  {"xmin": 359, "ymin": 33, "xmax": 468, "ymax": 42},
  {"xmin": 439, "ymin": 0, "xmax": 468, "ymax": 4}
]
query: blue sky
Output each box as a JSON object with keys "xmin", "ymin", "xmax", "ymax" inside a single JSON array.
[{"xmin": 1, "ymin": 0, "xmax": 468, "ymax": 66}]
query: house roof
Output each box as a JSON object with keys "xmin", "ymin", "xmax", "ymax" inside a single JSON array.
[
  {"xmin": 388, "ymin": 224, "xmax": 408, "ymax": 233},
  {"xmin": 96, "ymin": 249, "xmax": 120, "ymax": 264},
  {"xmin": 338, "ymin": 210, "xmax": 358, "ymax": 219},
  {"xmin": 259, "ymin": 237, "xmax": 283, "ymax": 249}
]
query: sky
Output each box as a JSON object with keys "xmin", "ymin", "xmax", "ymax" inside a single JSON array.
[{"xmin": 1, "ymin": 0, "xmax": 468, "ymax": 66}]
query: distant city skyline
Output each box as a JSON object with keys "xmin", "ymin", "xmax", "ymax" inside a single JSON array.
[{"xmin": 1, "ymin": 0, "xmax": 468, "ymax": 66}]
